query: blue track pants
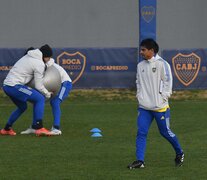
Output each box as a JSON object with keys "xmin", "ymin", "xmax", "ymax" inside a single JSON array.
[
  {"xmin": 3, "ymin": 84, "xmax": 45, "ymax": 127},
  {"xmin": 136, "ymin": 108, "xmax": 183, "ymax": 161},
  {"xmin": 50, "ymin": 81, "xmax": 72, "ymax": 127}
]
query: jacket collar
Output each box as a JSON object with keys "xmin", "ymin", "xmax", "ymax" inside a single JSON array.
[
  {"xmin": 46, "ymin": 58, "xmax": 55, "ymax": 67},
  {"xmin": 147, "ymin": 54, "xmax": 160, "ymax": 63}
]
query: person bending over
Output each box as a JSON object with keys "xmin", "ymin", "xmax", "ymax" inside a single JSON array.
[
  {"xmin": 0, "ymin": 44, "xmax": 53, "ymax": 136},
  {"xmin": 21, "ymin": 58, "xmax": 72, "ymax": 135}
]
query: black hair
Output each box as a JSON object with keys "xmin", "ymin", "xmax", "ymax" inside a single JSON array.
[
  {"xmin": 39, "ymin": 44, "xmax": 53, "ymax": 58},
  {"xmin": 24, "ymin": 47, "xmax": 35, "ymax": 55},
  {"xmin": 140, "ymin": 38, "xmax": 159, "ymax": 54}
]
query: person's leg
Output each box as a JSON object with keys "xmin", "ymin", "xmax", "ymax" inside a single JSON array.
[
  {"xmin": 20, "ymin": 92, "xmax": 46, "ymax": 135},
  {"xmin": 1, "ymin": 85, "xmax": 30, "ymax": 135},
  {"xmin": 50, "ymin": 97, "xmax": 61, "ymax": 128},
  {"xmin": 154, "ymin": 109, "xmax": 184, "ymax": 166},
  {"xmin": 136, "ymin": 108, "xmax": 154, "ymax": 161},
  {"xmin": 26, "ymin": 88, "xmax": 51, "ymax": 136},
  {"xmin": 128, "ymin": 108, "xmax": 154, "ymax": 168},
  {"xmin": 27, "ymin": 90, "xmax": 45, "ymax": 129},
  {"xmin": 4, "ymin": 97, "xmax": 27, "ymax": 129},
  {"xmin": 154, "ymin": 109, "xmax": 183, "ymax": 155},
  {"xmin": 50, "ymin": 81, "xmax": 72, "ymax": 129},
  {"xmin": 3, "ymin": 85, "xmax": 28, "ymax": 128}
]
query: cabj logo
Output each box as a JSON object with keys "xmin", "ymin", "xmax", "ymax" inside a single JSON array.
[
  {"xmin": 172, "ymin": 53, "xmax": 201, "ymax": 86},
  {"xmin": 141, "ymin": 6, "xmax": 155, "ymax": 23},
  {"xmin": 57, "ymin": 51, "xmax": 86, "ymax": 84}
]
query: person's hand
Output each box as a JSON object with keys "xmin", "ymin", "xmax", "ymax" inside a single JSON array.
[
  {"xmin": 45, "ymin": 92, "xmax": 53, "ymax": 99},
  {"xmin": 161, "ymin": 92, "xmax": 170, "ymax": 102}
]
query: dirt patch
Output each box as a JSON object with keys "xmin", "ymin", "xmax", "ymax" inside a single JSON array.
[
  {"xmin": 171, "ymin": 90, "xmax": 207, "ymax": 100},
  {"xmin": 70, "ymin": 89, "xmax": 207, "ymax": 101}
]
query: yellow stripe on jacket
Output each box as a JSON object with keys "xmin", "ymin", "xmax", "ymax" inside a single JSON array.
[{"xmin": 153, "ymin": 105, "xmax": 170, "ymax": 112}]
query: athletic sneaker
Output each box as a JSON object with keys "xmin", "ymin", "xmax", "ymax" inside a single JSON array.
[
  {"xmin": 0, "ymin": 128, "xmax": 16, "ymax": 136},
  {"xmin": 50, "ymin": 127, "xmax": 62, "ymax": 135},
  {"xmin": 175, "ymin": 153, "xmax": 184, "ymax": 167},
  {"xmin": 20, "ymin": 127, "xmax": 35, "ymax": 135},
  {"xmin": 127, "ymin": 160, "xmax": 145, "ymax": 169},
  {"xmin": 35, "ymin": 127, "xmax": 51, "ymax": 136}
]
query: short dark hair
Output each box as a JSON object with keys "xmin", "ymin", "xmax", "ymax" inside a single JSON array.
[
  {"xmin": 24, "ymin": 47, "xmax": 34, "ymax": 55},
  {"xmin": 40, "ymin": 44, "xmax": 53, "ymax": 58},
  {"xmin": 140, "ymin": 38, "xmax": 159, "ymax": 54}
]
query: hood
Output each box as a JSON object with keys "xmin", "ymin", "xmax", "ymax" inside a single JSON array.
[
  {"xmin": 27, "ymin": 49, "xmax": 43, "ymax": 60},
  {"xmin": 147, "ymin": 54, "xmax": 161, "ymax": 63},
  {"xmin": 46, "ymin": 58, "xmax": 55, "ymax": 67}
]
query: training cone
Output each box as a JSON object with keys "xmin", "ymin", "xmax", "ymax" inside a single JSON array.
[
  {"xmin": 90, "ymin": 128, "xmax": 101, "ymax": 133},
  {"xmin": 91, "ymin": 132, "xmax": 102, "ymax": 137}
]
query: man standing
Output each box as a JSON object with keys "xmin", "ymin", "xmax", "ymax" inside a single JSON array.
[
  {"xmin": 0, "ymin": 44, "xmax": 53, "ymax": 136},
  {"xmin": 128, "ymin": 39, "xmax": 184, "ymax": 169}
]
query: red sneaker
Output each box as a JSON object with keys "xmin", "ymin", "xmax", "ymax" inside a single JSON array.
[
  {"xmin": 35, "ymin": 128, "xmax": 51, "ymax": 136},
  {"xmin": 0, "ymin": 129, "xmax": 16, "ymax": 136}
]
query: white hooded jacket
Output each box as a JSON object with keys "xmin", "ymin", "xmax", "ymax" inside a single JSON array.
[
  {"xmin": 4, "ymin": 49, "xmax": 50, "ymax": 96},
  {"xmin": 136, "ymin": 54, "xmax": 172, "ymax": 111},
  {"xmin": 46, "ymin": 58, "xmax": 72, "ymax": 83}
]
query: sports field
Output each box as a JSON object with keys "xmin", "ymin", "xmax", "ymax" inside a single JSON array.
[{"xmin": 0, "ymin": 90, "xmax": 206, "ymax": 180}]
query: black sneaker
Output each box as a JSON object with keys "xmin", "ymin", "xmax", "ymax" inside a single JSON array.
[
  {"xmin": 175, "ymin": 153, "xmax": 184, "ymax": 166},
  {"xmin": 127, "ymin": 160, "xmax": 145, "ymax": 169}
]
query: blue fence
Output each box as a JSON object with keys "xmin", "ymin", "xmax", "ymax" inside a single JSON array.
[
  {"xmin": 1, "ymin": 48, "xmax": 207, "ymax": 89},
  {"xmin": 0, "ymin": 48, "xmax": 138, "ymax": 89},
  {"xmin": 162, "ymin": 49, "xmax": 207, "ymax": 90}
]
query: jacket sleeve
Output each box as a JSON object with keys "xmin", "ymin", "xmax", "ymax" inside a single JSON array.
[
  {"xmin": 161, "ymin": 61, "xmax": 173, "ymax": 100},
  {"xmin": 46, "ymin": 58, "xmax": 55, "ymax": 67},
  {"xmin": 33, "ymin": 63, "xmax": 50, "ymax": 96},
  {"xmin": 136, "ymin": 64, "xmax": 141, "ymax": 94}
]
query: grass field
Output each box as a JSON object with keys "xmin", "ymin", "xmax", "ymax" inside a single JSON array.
[{"xmin": 0, "ymin": 90, "xmax": 207, "ymax": 180}]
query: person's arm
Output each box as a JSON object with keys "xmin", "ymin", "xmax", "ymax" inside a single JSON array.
[
  {"xmin": 160, "ymin": 61, "xmax": 173, "ymax": 100},
  {"xmin": 34, "ymin": 64, "xmax": 51, "ymax": 98},
  {"xmin": 136, "ymin": 64, "xmax": 141, "ymax": 94}
]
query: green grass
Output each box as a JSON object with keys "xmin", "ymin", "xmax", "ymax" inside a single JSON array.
[{"xmin": 0, "ymin": 90, "xmax": 207, "ymax": 179}]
